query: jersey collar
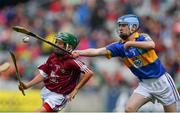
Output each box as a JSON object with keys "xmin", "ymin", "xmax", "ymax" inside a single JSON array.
[{"xmin": 121, "ymin": 32, "xmax": 140, "ymax": 43}]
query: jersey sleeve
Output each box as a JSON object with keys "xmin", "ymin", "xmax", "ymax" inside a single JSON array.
[
  {"xmin": 38, "ymin": 69, "xmax": 48, "ymax": 78},
  {"xmin": 73, "ymin": 60, "xmax": 91, "ymax": 74},
  {"xmin": 38, "ymin": 63, "xmax": 49, "ymax": 78},
  {"xmin": 38, "ymin": 55, "xmax": 52, "ymax": 78},
  {"xmin": 138, "ymin": 33, "xmax": 153, "ymax": 41},
  {"xmin": 106, "ymin": 42, "xmax": 124, "ymax": 58}
]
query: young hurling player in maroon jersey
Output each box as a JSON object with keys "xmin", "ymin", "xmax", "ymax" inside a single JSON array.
[{"xmin": 19, "ymin": 32, "xmax": 94, "ymax": 112}]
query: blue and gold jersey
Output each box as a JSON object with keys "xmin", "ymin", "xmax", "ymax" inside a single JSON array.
[{"xmin": 106, "ymin": 33, "xmax": 166, "ymax": 80}]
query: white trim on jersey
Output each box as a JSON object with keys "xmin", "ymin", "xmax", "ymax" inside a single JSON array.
[
  {"xmin": 39, "ymin": 69, "xmax": 48, "ymax": 78},
  {"xmin": 73, "ymin": 60, "xmax": 91, "ymax": 73},
  {"xmin": 140, "ymin": 33, "xmax": 152, "ymax": 41}
]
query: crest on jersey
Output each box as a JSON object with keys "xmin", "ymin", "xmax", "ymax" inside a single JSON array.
[
  {"xmin": 132, "ymin": 57, "xmax": 142, "ymax": 68},
  {"xmin": 50, "ymin": 71, "xmax": 59, "ymax": 83},
  {"xmin": 61, "ymin": 69, "xmax": 65, "ymax": 75}
]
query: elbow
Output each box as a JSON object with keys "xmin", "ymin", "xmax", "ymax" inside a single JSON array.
[
  {"xmin": 89, "ymin": 71, "xmax": 94, "ymax": 77},
  {"xmin": 152, "ymin": 44, "xmax": 155, "ymax": 49},
  {"xmin": 147, "ymin": 41, "xmax": 155, "ymax": 49},
  {"xmin": 150, "ymin": 41, "xmax": 155, "ymax": 49},
  {"xmin": 87, "ymin": 71, "xmax": 94, "ymax": 78}
]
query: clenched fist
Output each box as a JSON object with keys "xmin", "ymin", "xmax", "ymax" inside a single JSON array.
[
  {"xmin": 72, "ymin": 50, "xmax": 80, "ymax": 58},
  {"xmin": 18, "ymin": 82, "xmax": 27, "ymax": 91}
]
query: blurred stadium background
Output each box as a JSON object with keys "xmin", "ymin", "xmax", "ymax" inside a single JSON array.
[{"xmin": 0, "ymin": 0, "xmax": 180, "ymax": 112}]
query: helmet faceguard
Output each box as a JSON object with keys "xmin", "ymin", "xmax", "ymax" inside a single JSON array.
[
  {"xmin": 117, "ymin": 14, "xmax": 140, "ymax": 40},
  {"xmin": 55, "ymin": 32, "xmax": 78, "ymax": 52}
]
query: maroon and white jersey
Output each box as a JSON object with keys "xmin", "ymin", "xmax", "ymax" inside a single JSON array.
[{"xmin": 38, "ymin": 53, "xmax": 91, "ymax": 95}]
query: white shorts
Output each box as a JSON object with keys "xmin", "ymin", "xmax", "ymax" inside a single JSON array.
[
  {"xmin": 134, "ymin": 72, "xmax": 180, "ymax": 106},
  {"xmin": 41, "ymin": 87, "xmax": 68, "ymax": 111}
]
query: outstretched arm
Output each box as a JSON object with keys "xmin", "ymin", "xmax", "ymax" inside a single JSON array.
[
  {"xmin": 19, "ymin": 74, "xmax": 44, "ymax": 90},
  {"xmin": 72, "ymin": 47, "xmax": 108, "ymax": 57}
]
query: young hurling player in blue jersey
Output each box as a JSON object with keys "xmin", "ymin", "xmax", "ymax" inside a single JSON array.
[{"xmin": 72, "ymin": 14, "xmax": 180, "ymax": 112}]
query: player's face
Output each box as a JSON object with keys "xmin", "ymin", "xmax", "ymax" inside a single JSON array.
[
  {"xmin": 55, "ymin": 39, "xmax": 64, "ymax": 48},
  {"xmin": 54, "ymin": 39, "xmax": 73, "ymax": 55},
  {"xmin": 54, "ymin": 39, "xmax": 65, "ymax": 55},
  {"xmin": 118, "ymin": 24, "xmax": 130, "ymax": 40}
]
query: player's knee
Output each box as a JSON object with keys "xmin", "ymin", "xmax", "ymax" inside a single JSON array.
[{"xmin": 125, "ymin": 104, "xmax": 137, "ymax": 112}]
